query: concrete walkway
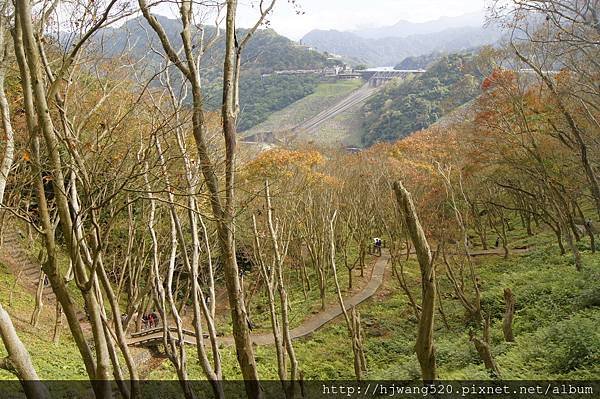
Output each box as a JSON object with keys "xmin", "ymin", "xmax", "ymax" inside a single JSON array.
[
  {"xmin": 127, "ymin": 246, "xmax": 532, "ymax": 348},
  {"xmin": 234, "ymin": 250, "xmax": 389, "ymax": 346},
  {"xmin": 128, "ymin": 252, "xmax": 390, "ymax": 347}
]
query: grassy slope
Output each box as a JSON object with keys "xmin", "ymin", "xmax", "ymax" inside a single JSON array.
[
  {"xmin": 0, "ymin": 261, "xmax": 88, "ymax": 380},
  {"xmin": 149, "ymin": 229, "xmax": 600, "ymax": 382},
  {"xmin": 2, "ymin": 222, "xmax": 598, "ymax": 383},
  {"xmin": 307, "ymin": 100, "xmax": 366, "ymax": 147},
  {"xmin": 241, "ymin": 80, "xmax": 363, "ymax": 137}
]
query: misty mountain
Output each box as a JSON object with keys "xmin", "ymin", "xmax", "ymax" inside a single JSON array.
[
  {"xmin": 302, "ymin": 23, "xmax": 502, "ymax": 66},
  {"xmin": 353, "ymin": 11, "xmax": 486, "ymax": 39}
]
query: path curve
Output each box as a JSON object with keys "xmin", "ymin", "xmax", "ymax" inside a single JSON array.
[
  {"xmin": 127, "ymin": 251, "xmax": 389, "ymax": 347},
  {"xmin": 230, "ymin": 250, "xmax": 389, "ymax": 346},
  {"xmin": 127, "ymin": 246, "xmax": 532, "ymax": 347}
]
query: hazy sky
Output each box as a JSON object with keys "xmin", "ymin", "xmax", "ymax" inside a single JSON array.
[{"xmin": 235, "ymin": 0, "xmax": 487, "ymax": 40}]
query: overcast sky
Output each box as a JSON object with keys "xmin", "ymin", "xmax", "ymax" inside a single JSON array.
[{"xmin": 234, "ymin": 0, "xmax": 488, "ymax": 40}]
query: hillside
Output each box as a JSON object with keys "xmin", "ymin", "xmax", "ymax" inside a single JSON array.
[
  {"xmin": 240, "ymin": 79, "xmax": 363, "ymax": 140},
  {"xmin": 362, "ymin": 53, "xmax": 482, "ymax": 145},
  {"xmin": 98, "ymin": 16, "xmax": 333, "ymax": 130},
  {"xmin": 302, "ymin": 26, "xmax": 502, "ymax": 66},
  {"xmin": 395, "ymin": 52, "xmax": 444, "ymax": 70},
  {"xmin": 2, "ymin": 1, "xmax": 599, "ymax": 397}
]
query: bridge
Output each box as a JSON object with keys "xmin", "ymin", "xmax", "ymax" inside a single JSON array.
[
  {"xmin": 359, "ymin": 67, "xmax": 426, "ymax": 87},
  {"xmin": 127, "ymin": 326, "xmax": 206, "ymax": 347}
]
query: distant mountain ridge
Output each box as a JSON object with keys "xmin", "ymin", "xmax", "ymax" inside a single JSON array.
[
  {"xmin": 99, "ymin": 15, "xmax": 329, "ymax": 73},
  {"xmin": 352, "ymin": 11, "xmax": 486, "ymax": 39},
  {"xmin": 302, "ymin": 12, "xmax": 502, "ymax": 66}
]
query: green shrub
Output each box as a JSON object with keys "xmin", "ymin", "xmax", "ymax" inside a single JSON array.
[{"xmin": 530, "ymin": 310, "xmax": 600, "ymax": 374}]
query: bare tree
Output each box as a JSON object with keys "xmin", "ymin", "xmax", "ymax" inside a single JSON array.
[
  {"xmin": 393, "ymin": 181, "xmax": 436, "ymax": 382},
  {"xmin": 0, "ymin": 1, "xmax": 14, "ymax": 204},
  {"xmin": 329, "ymin": 211, "xmax": 367, "ymax": 381},
  {"xmin": 502, "ymin": 288, "xmax": 516, "ymax": 342},
  {"xmin": 137, "ymin": 2, "xmax": 277, "ymax": 395},
  {"xmin": 0, "ymin": 303, "xmax": 49, "ymax": 399}
]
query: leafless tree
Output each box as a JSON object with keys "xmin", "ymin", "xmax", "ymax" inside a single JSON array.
[
  {"xmin": 0, "ymin": 303, "xmax": 50, "ymax": 399},
  {"xmin": 393, "ymin": 181, "xmax": 436, "ymax": 382}
]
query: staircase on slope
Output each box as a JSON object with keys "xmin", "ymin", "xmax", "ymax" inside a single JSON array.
[
  {"xmin": 0, "ymin": 226, "xmax": 87, "ymax": 322},
  {"xmin": 0, "ymin": 228, "xmax": 56, "ymax": 301}
]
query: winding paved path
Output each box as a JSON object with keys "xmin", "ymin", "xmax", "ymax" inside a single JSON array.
[
  {"xmin": 128, "ymin": 252, "xmax": 390, "ymax": 347},
  {"xmin": 126, "ymin": 246, "xmax": 531, "ymax": 348}
]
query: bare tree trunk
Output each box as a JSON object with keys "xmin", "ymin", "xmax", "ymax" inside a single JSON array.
[
  {"xmin": 9, "ymin": 269, "xmax": 22, "ymax": 308},
  {"xmin": 14, "ymin": 4, "xmax": 115, "ymax": 397},
  {"xmin": 30, "ymin": 272, "xmax": 44, "ymax": 327},
  {"xmin": 470, "ymin": 316, "xmax": 501, "ymax": 377},
  {"xmin": 11, "ymin": 12, "xmax": 98, "ymax": 385},
  {"xmin": 0, "ymin": 303, "xmax": 50, "ymax": 399},
  {"xmin": 359, "ymin": 244, "xmax": 366, "ymax": 277},
  {"xmin": 393, "ymin": 181, "xmax": 436, "ymax": 382},
  {"xmin": 0, "ymin": 9, "xmax": 14, "ymax": 204},
  {"xmin": 154, "ymin": 124, "xmax": 223, "ymax": 398},
  {"xmin": 265, "ymin": 181, "xmax": 299, "ymax": 394},
  {"xmin": 52, "ymin": 301, "xmax": 63, "ymax": 345},
  {"xmin": 391, "ymin": 256, "xmax": 421, "ymax": 320},
  {"xmin": 502, "ymin": 288, "xmax": 515, "ymax": 342},
  {"xmin": 574, "ymin": 201, "xmax": 596, "ymax": 253},
  {"xmin": 143, "ymin": 161, "xmax": 195, "ymax": 399},
  {"xmin": 315, "ymin": 263, "xmax": 326, "ymax": 310},
  {"xmin": 329, "ymin": 211, "xmax": 366, "ymax": 381},
  {"xmin": 253, "ymin": 215, "xmax": 287, "ymax": 390},
  {"xmin": 97, "ymin": 261, "xmax": 140, "ymax": 397},
  {"xmin": 435, "ymin": 278, "xmax": 450, "ymax": 331},
  {"xmin": 352, "ymin": 308, "xmax": 367, "ymax": 375},
  {"xmin": 221, "ymin": 2, "xmax": 263, "ymax": 395}
]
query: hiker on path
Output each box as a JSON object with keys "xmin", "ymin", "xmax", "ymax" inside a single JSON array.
[{"xmin": 373, "ymin": 237, "xmax": 382, "ymax": 256}]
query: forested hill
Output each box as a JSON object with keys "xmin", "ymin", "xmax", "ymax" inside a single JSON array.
[
  {"xmin": 98, "ymin": 15, "xmax": 332, "ymax": 130},
  {"xmin": 362, "ymin": 53, "xmax": 482, "ymax": 146},
  {"xmin": 99, "ymin": 15, "xmax": 328, "ymax": 72},
  {"xmin": 394, "ymin": 52, "xmax": 443, "ymax": 70}
]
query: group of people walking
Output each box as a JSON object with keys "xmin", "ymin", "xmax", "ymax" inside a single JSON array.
[{"xmin": 142, "ymin": 311, "xmax": 160, "ymax": 330}]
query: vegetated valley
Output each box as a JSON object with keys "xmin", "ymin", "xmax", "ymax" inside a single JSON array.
[{"xmin": 0, "ymin": 1, "xmax": 598, "ymax": 399}]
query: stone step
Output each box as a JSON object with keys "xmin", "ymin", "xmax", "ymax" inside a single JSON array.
[
  {"xmin": 23, "ymin": 273, "xmax": 40, "ymax": 282},
  {"xmin": 13, "ymin": 267, "xmax": 36, "ymax": 276},
  {"xmin": 22, "ymin": 264, "xmax": 39, "ymax": 271},
  {"xmin": 21, "ymin": 267, "xmax": 40, "ymax": 275}
]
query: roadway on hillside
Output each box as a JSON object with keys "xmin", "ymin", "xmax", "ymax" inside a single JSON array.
[{"xmin": 291, "ymin": 83, "xmax": 378, "ymax": 138}]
